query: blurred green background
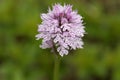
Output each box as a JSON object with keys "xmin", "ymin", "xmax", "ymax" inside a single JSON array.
[{"xmin": 0, "ymin": 0, "xmax": 120, "ymax": 80}]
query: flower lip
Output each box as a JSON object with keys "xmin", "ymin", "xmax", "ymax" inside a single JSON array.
[{"xmin": 54, "ymin": 13, "xmax": 72, "ymax": 27}]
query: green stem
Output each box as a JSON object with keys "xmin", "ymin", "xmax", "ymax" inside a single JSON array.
[{"xmin": 53, "ymin": 55, "xmax": 60, "ymax": 80}]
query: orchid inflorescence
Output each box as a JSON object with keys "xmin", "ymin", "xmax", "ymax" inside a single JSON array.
[{"xmin": 36, "ymin": 3, "xmax": 85, "ymax": 57}]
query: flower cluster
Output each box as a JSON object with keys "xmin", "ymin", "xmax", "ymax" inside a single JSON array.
[{"xmin": 36, "ymin": 4, "xmax": 85, "ymax": 57}]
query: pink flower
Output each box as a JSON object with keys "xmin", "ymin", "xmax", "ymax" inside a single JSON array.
[{"xmin": 36, "ymin": 4, "xmax": 85, "ymax": 57}]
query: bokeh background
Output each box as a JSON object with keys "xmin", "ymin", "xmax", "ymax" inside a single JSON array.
[{"xmin": 0, "ymin": 0, "xmax": 120, "ymax": 80}]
